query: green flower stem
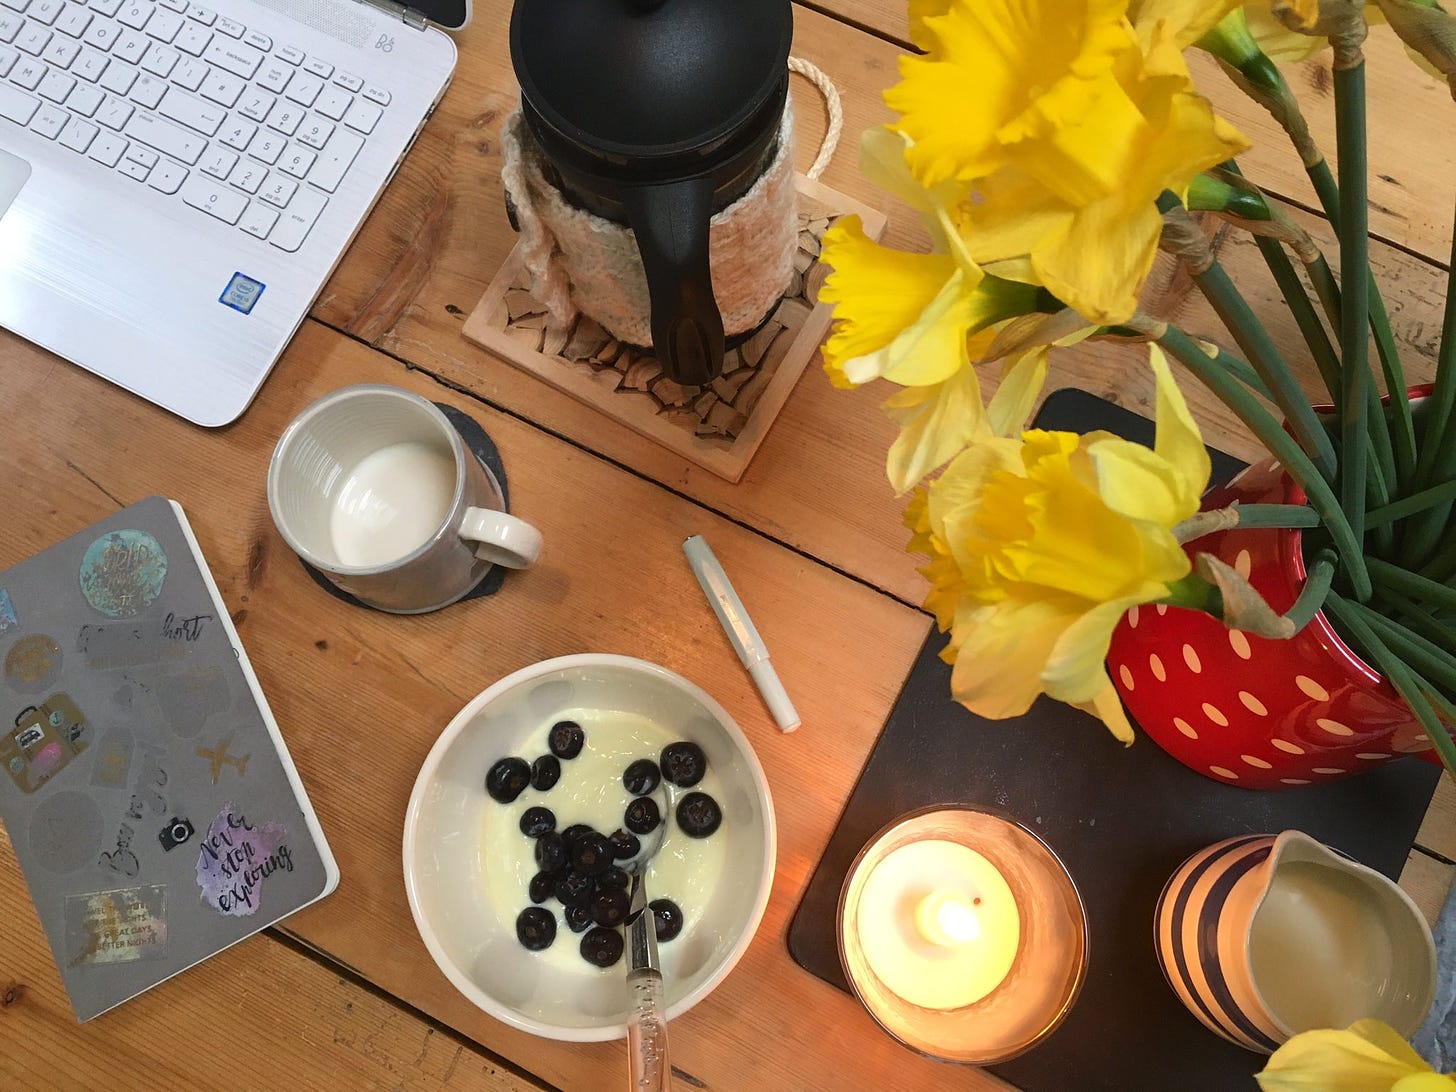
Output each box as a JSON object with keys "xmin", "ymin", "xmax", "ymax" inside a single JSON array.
[
  {"xmin": 1199, "ymin": 343, "xmax": 1275, "ymax": 399},
  {"xmin": 1159, "ymin": 325, "xmax": 1372, "ymax": 599},
  {"xmin": 1162, "ymin": 572, "xmax": 1222, "ymax": 615},
  {"xmin": 1369, "ymin": 555, "xmax": 1456, "ymax": 614},
  {"xmin": 1334, "ymin": 63, "xmax": 1372, "ymax": 572},
  {"xmin": 1233, "ymin": 504, "xmax": 1324, "ymax": 529},
  {"xmin": 1366, "ymin": 478, "xmax": 1456, "ymax": 528},
  {"xmin": 1307, "ymin": 255, "xmax": 1344, "ymax": 333},
  {"xmin": 1325, "ymin": 592, "xmax": 1456, "ymax": 779},
  {"xmin": 1418, "ymin": 536, "xmax": 1456, "ymax": 585},
  {"xmin": 1285, "ymin": 551, "xmax": 1338, "ymax": 632},
  {"xmin": 1349, "ymin": 602, "xmax": 1456, "ymax": 700},
  {"xmin": 1374, "ymin": 589, "xmax": 1455, "ymax": 649},
  {"xmin": 1253, "ymin": 235, "xmax": 1341, "ymax": 402}
]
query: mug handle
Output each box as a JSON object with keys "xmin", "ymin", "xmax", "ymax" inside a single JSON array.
[{"xmin": 458, "ymin": 508, "xmax": 543, "ymax": 569}]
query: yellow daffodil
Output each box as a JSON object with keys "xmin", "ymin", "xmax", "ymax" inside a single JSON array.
[
  {"xmin": 907, "ymin": 347, "xmax": 1210, "ymax": 741},
  {"xmin": 1257, "ymin": 1019, "xmax": 1456, "ymax": 1091},
  {"xmin": 1129, "ymin": 0, "xmax": 1245, "ymax": 49}
]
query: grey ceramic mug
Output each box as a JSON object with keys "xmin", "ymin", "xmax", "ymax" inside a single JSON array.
[{"xmin": 267, "ymin": 385, "xmax": 542, "ymax": 613}]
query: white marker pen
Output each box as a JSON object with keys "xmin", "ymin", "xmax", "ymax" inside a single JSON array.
[{"xmin": 683, "ymin": 535, "xmax": 801, "ymax": 733}]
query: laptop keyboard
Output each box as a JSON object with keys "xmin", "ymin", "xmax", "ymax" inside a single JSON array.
[{"xmin": 0, "ymin": 0, "xmax": 392, "ymax": 252}]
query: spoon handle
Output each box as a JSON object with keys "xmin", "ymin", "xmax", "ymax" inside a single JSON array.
[{"xmin": 627, "ymin": 968, "xmax": 670, "ymax": 1091}]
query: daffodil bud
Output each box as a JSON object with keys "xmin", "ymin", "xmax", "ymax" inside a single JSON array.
[
  {"xmin": 1195, "ymin": 554, "xmax": 1299, "ymax": 638},
  {"xmin": 1370, "ymin": 0, "xmax": 1456, "ymax": 98}
]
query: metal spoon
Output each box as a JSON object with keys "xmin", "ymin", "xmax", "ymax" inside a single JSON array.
[{"xmin": 622, "ymin": 786, "xmax": 671, "ymax": 1091}]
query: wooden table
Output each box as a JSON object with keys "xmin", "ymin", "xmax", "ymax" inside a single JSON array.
[{"xmin": 3, "ymin": 3, "xmax": 1455, "ymax": 1088}]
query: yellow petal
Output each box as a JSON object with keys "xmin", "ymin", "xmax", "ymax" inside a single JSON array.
[
  {"xmin": 1043, "ymin": 598, "xmax": 1145, "ymax": 703},
  {"xmin": 1090, "ymin": 438, "xmax": 1202, "ymax": 527},
  {"xmin": 883, "ymin": 366, "xmax": 990, "ymax": 494},
  {"xmin": 1244, "ymin": 1, "xmax": 1332, "ymax": 58},
  {"xmin": 1129, "ymin": 0, "xmax": 1245, "ymax": 47},
  {"xmin": 1258, "ymin": 1022, "xmax": 1438, "ymax": 1092},
  {"xmin": 1149, "ymin": 342, "xmax": 1213, "ymax": 509},
  {"xmin": 907, "ymin": 0, "xmax": 954, "ymax": 50},
  {"xmin": 948, "ymin": 596, "xmax": 1087, "ymax": 718},
  {"xmin": 1031, "ymin": 193, "xmax": 1163, "ymax": 325},
  {"xmin": 986, "ymin": 346, "xmax": 1050, "ymax": 436},
  {"xmin": 858, "ymin": 126, "xmax": 968, "ymax": 250},
  {"xmin": 1072, "ymin": 678, "xmax": 1137, "ymax": 743}
]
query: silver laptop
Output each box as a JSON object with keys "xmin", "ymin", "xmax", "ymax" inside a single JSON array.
[{"xmin": 0, "ymin": 0, "xmax": 467, "ymax": 426}]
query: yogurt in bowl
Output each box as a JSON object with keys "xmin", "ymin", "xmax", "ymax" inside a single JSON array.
[{"xmin": 404, "ymin": 655, "xmax": 776, "ymax": 1041}]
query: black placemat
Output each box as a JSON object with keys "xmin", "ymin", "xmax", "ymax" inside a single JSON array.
[
  {"xmin": 787, "ymin": 387, "xmax": 1442, "ymax": 1090},
  {"xmin": 301, "ymin": 403, "xmax": 512, "ymax": 607}
]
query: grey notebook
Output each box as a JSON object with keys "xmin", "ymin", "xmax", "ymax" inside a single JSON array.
[{"xmin": 0, "ymin": 497, "xmax": 339, "ymax": 1021}]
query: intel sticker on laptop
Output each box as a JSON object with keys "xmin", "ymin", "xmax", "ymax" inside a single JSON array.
[{"xmin": 219, "ymin": 273, "xmax": 265, "ymax": 315}]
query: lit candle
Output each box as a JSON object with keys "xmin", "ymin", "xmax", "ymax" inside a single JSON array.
[{"xmin": 856, "ymin": 840, "xmax": 1021, "ymax": 1010}]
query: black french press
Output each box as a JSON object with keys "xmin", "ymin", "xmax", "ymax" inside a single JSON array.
[{"xmin": 510, "ymin": 0, "xmax": 794, "ymax": 386}]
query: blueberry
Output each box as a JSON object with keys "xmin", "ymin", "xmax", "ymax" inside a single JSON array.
[
  {"xmin": 580, "ymin": 926, "xmax": 624, "ymax": 968},
  {"xmin": 675, "ymin": 792, "xmax": 722, "ymax": 838},
  {"xmin": 485, "ymin": 757, "xmax": 531, "ymax": 803},
  {"xmin": 534, "ymin": 831, "xmax": 566, "ymax": 872},
  {"xmin": 624, "ymin": 797, "xmax": 661, "ymax": 835},
  {"xmin": 659, "ymin": 742, "xmax": 706, "ymax": 788},
  {"xmin": 564, "ymin": 903, "xmax": 593, "ymax": 933},
  {"xmin": 528, "ymin": 871, "xmax": 555, "ymax": 905},
  {"xmin": 609, "ymin": 829, "xmax": 641, "ymax": 860},
  {"xmin": 649, "ymin": 898, "xmax": 684, "ymax": 943},
  {"xmin": 622, "ymin": 759, "xmax": 660, "ymax": 796},
  {"xmin": 591, "ymin": 887, "xmax": 630, "ymax": 928},
  {"xmin": 571, "ymin": 832, "xmax": 612, "ymax": 876},
  {"xmin": 531, "ymin": 754, "xmax": 561, "ymax": 791},
  {"xmin": 548, "ymin": 721, "xmax": 585, "ymax": 759},
  {"xmin": 516, "ymin": 906, "xmax": 556, "ymax": 951},
  {"xmin": 554, "ymin": 869, "xmax": 595, "ymax": 908},
  {"xmin": 561, "ymin": 823, "xmax": 593, "ymax": 847},
  {"xmin": 519, "ymin": 806, "xmax": 556, "ymax": 838},
  {"xmin": 598, "ymin": 866, "xmax": 629, "ymax": 891}
]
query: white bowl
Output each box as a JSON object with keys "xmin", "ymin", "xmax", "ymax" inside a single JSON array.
[{"xmin": 403, "ymin": 654, "xmax": 776, "ymax": 1041}]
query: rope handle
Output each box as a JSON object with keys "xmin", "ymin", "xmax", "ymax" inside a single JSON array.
[{"xmin": 788, "ymin": 57, "xmax": 843, "ymax": 180}]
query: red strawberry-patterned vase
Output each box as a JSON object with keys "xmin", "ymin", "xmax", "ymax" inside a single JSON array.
[{"xmin": 1106, "ymin": 455, "xmax": 1441, "ymax": 790}]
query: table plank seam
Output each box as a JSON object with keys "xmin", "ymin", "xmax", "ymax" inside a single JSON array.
[{"xmin": 791, "ymin": 0, "xmax": 909, "ymax": 49}]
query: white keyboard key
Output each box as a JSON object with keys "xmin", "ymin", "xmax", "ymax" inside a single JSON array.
[
  {"xmin": 267, "ymin": 184, "xmax": 324, "ymax": 251},
  {"xmin": 197, "ymin": 65, "xmax": 240, "ymax": 106},
  {"xmin": 333, "ymin": 70, "xmax": 361, "ymax": 93},
  {"xmin": 156, "ymin": 84, "xmax": 221, "ymax": 133},
  {"xmin": 147, "ymin": 157, "xmax": 186, "ymax": 192},
  {"xmin": 97, "ymin": 58, "xmax": 132, "ymax": 92},
  {"xmin": 242, "ymin": 28, "xmax": 266, "ymax": 51},
  {"xmin": 139, "ymin": 41, "xmax": 174, "ymax": 75},
  {"xmin": 259, "ymin": 173, "xmax": 294, "ymax": 207},
  {"xmin": 236, "ymin": 85, "xmax": 270, "ymax": 120},
  {"xmin": 228, "ymin": 158, "xmax": 263, "ymax": 192},
  {"xmin": 36, "ymin": 68, "xmax": 73, "ymax": 100},
  {"xmin": 29, "ymin": 99, "xmax": 66, "ymax": 136},
  {"xmin": 0, "ymin": 11, "xmax": 20, "ymax": 41},
  {"xmin": 246, "ymin": 126, "xmax": 281, "ymax": 163},
  {"xmin": 17, "ymin": 23, "xmax": 51, "ymax": 53},
  {"xmin": 283, "ymin": 70, "xmax": 320, "ymax": 107},
  {"xmin": 0, "ymin": 82, "xmax": 39, "ymax": 123},
  {"xmin": 10, "ymin": 55, "xmax": 45, "ymax": 88},
  {"xmin": 28, "ymin": 0, "xmax": 62, "ymax": 25},
  {"xmin": 171, "ymin": 17, "xmax": 204, "ymax": 53},
  {"xmin": 302, "ymin": 55, "xmax": 329, "ymax": 79},
  {"xmin": 239, "ymin": 201, "xmax": 277, "ymax": 239},
  {"xmin": 180, "ymin": 172, "xmax": 245, "ymax": 222},
  {"xmin": 58, "ymin": 114, "xmax": 95, "ymax": 150},
  {"xmin": 313, "ymin": 83, "xmax": 348, "ymax": 120},
  {"xmin": 362, "ymin": 84, "xmax": 389, "ymax": 107},
  {"xmin": 122, "ymin": 108, "xmax": 202, "ymax": 161},
  {"xmin": 216, "ymin": 114, "xmax": 253, "ymax": 150},
  {"xmin": 65, "ymin": 79, "xmax": 100, "ymax": 114},
  {"xmin": 265, "ymin": 98, "xmax": 299, "ymax": 135},
  {"xmin": 116, "ymin": 155, "xmax": 149, "ymax": 180},
  {"xmin": 55, "ymin": 6, "xmax": 90, "ymax": 36},
  {"xmin": 202, "ymin": 35, "xmax": 256, "ymax": 78},
  {"xmin": 115, "ymin": 1, "xmax": 149, "ymax": 29},
  {"xmin": 276, "ymin": 144, "xmax": 312, "ymax": 178},
  {"xmin": 256, "ymin": 58, "xmax": 289, "ymax": 94},
  {"xmin": 122, "ymin": 143, "xmax": 156, "ymax": 168},
  {"xmin": 0, "ymin": 0, "xmax": 24, "ymax": 11},
  {"xmin": 95, "ymin": 92, "xmax": 130, "ymax": 126},
  {"xmin": 128, "ymin": 70, "xmax": 163, "ymax": 107},
  {"xmin": 170, "ymin": 53, "xmax": 204, "ymax": 89},
  {"xmin": 159, "ymin": 0, "xmax": 186, "ymax": 12},
  {"xmin": 305, "ymin": 126, "xmax": 359, "ymax": 193},
  {"xmin": 199, "ymin": 144, "xmax": 233, "ymax": 178},
  {"xmin": 87, "ymin": 128, "xmax": 125, "ymax": 164},
  {"xmin": 0, "ymin": 40, "xmax": 12, "ymax": 74},
  {"xmin": 213, "ymin": 13, "xmax": 241, "ymax": 37},
  {"xmin": 276, "ymin": 43, "xmax": 301, "ymax": 65},
  {"xmin": 91, "ymin": 0, "xmax": 124, "ymax": 15},
  {"xmin": 81, "ymin": 17, "xmax": 118, "ymax": 49},
  {"xmin": 72, "ymin": 43, "xmax": 105, "ymax": 78},
  {"xmin": 40, "ymin": 34, "xmax": 78, "ymax": 67},
  {"xmin": 112, "ymin": 27, "xmax": 146, "ymax": 63},
  {"xmin": 144, "ymin": 6, "xmax": 180, "ymax": 40},
  {"xmin": 343, "ymin": 97, "xmax": 379, "ymax": 134},
  {"xmin": 185, "ymin": 3, "xmax": 212, "ymax": 24},
  {"xmin": 294, "ymin": 114, "xmax": 330, "ymax": 149}
]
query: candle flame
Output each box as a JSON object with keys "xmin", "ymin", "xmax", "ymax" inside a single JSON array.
[{"xmin": 915, "ymin": 890, "xmax": 982, "ymax": 947}]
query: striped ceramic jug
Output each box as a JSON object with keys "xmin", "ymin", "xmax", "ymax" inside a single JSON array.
[{"xmin": 1154, "ymin": 830, "xmax": 1436, "ymax": 1054}]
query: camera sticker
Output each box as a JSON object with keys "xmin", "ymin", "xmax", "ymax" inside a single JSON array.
[
  {"xmin": 5, "ymin": 634, "xmax": 64, "ymax": 693},
  {"xmin": 196, "ymin": 804, "xmax": 293, "ymax": 917},
  {"xmin": 196, "ymin": 734, "xmax": 249, "ymax": 784},
  {"xmin": 79, "ymin": 530, "xmax": 168, "ymax": 618},
  {"xmin": 0, "ymin": 589, "xmax": 17, "ymax": 635},
  {"xmin": 158, "ymin": 816, "xmax": 195, "ymax": 852},
  {"xmin": 30, "ymin": 790, "xmax": 106, "ymax": 875},
  {"xmin": 2, "ymin": 694, "xmax": 90, "ymax": 793},
  {"xmin": 65, "ymin": 884, "xmax": 167, "ymax": 968}
]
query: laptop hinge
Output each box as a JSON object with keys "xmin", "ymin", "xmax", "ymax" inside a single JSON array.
[{"xmin": 368, "ymin": 0, "xmax": 428, "ymax": 29}]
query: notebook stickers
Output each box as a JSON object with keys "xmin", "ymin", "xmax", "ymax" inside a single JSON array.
[
  {"xmin": 195, "ymin": 804, "xmax": 293, "ymax": 917},
  {"xmin": 79, "ymin": 530, "xmax": 168, "ymax": 618}
]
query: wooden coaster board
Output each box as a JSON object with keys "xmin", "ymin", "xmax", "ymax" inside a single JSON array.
[{"xmin": 462, "ymin": 175, "xmax": 887, "ymax": 483}]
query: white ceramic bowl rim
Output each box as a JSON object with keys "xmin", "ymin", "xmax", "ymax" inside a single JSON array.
[{"xmin": 402, "ymin": 653, "xmax": 777, "ymax": 1042}]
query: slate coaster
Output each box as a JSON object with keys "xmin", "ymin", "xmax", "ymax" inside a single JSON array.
[{"xmin": 786, "ymin": 387, "xmax": 1442, "ymax": 1090}]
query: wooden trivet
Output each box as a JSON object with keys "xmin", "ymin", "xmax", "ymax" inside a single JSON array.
[{"xmin": 462, "ymin": 175, "xmax": 886, "ymax": 483}]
